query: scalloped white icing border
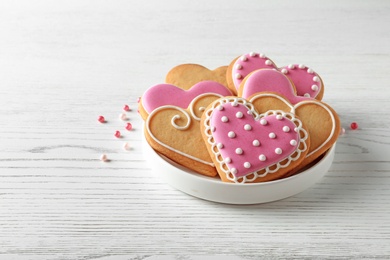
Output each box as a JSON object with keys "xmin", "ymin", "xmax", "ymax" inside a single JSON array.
[{"xmin": 203, "ymin": 97, "xmax": 309, "ymax": 183}]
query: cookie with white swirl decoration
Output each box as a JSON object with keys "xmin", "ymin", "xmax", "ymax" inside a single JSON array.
[
  {"xmin": 142, "ymin": 81, "xmax": 233, "ymax": 177},
  {"xmin": 200, "ymin": 97, "xmax": 310, "ymax": 183}
]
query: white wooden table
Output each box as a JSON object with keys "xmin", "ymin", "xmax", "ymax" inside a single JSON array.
[{"xmin": 1, "ymin": 0, "xmax": 390, "ymax": 259}]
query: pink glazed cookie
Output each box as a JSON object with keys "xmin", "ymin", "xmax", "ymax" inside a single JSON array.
[
  {"xmin": 142, "ymin": 81, "xmax": 233, "ymax": 177},
  {"xmin": 226, "ymin": 52, "xmax": 277, "ymax": 95},
  {"xmin": 278, "ymin": 64, "xmax": 324, "ymax": 100},
  {"xmin": 200, "ymin": 97, "xmax": 310, "ymax": 183},
  {"xmin": 227, "ymin": 52, "xmax": 324, "ymax": 100},
  {"xmin": 138, "ymin": 81, "xmax": 233, "ymax": 120}
]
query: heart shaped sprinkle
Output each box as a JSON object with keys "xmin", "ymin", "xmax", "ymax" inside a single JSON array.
[{"xmin": 203, "ymin": 97, "xmax": 308, "ymax": 183}]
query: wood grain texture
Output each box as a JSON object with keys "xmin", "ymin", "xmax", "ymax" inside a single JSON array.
[{"xmin": 1, "ymin": 0, "xmax": 390, "ymax": 259}]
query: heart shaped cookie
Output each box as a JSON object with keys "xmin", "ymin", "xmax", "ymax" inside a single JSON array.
[
  {"xmin": 227, "ymin": 52, "xmax": 324, "ymax": 100},
  {"xmin": 238, "ymin": 68, "xmax": 308, "ymax": 104},
  {"xmin": 201, "ymin": 97, "xmax": 309, "ymax": 183},
  {"xmin": 226, "ymin": 52, "xmax": 277, "ymax": 95},
  {"xmin": 248, "ymin": 92, "xmax": 340, "ymax": 174},
  {"xmin": 139, "ymin": 81, "xmax": 232, "ymax": 120},
  {"xmin": 278, "ymin": 64, "xmax": 324, "ymax": 100},
  {"xmin": 238, "ymin": 68, "xmax": 339, "ymax": 171},
  {"xmin": 165, "ymin": 64, "xmax": 229, "ymax": 90},
  {"xmin": 145, "ymin": 94, "xmax": 227, "ymax": 177}
]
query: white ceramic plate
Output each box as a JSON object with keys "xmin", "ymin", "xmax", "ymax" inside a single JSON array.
[{"xmin": 142, "ymin": 133, "xmax": 335, "ymax": 204}]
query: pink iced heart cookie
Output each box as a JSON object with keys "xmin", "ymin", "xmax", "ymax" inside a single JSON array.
[
  {"xmin": 238, "ymin": 68, "xmax": 310, "ymax": 105},
  {"xmin": 278, "ymin": 64, "xmax": 324, "ymax": 100},
  {"xmin": 227, "ymin": 52, "xmax": 324, "ymax": 100},
  {"xmin": 201, "ymin": 97, "xmax": 309, "ymax": 183},
  {"xmin": 139, "ymin": 81, "xmax": 233, "ymax": 120},
  {"xmin": 226, "ymin": 52, "xmax": 277, "ymax": 94}
]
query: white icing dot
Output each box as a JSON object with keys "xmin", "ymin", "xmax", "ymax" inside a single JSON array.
[
  {"xmin": 313, "ymin": 76, "xmax": 320, "ymax": 82},
  {"xmin": 283, "ymin": 126, "xmax": 290, "ymax": 132},
  {"xmin": 221, "ymin": 116, "xmax": 229, "ymax": 123},
  {"xmin": 259, "ymin": 154, "xmax": 266, "ymax": 161},
  {"xmin": 211, "ymin": 126, "xmax": 216, "ymax": 132},
  {"xmin": 235, "ymin": 73, "xmax": 242, "ymax": 79},
  {"xmin": 298, "ymin": 64, "xmax": 305, "ymax": 69},
  {"xmin": 290, "ymin": 139, "xmax": 297, "ymax": 146},
  {"xmin": 247, "ymin": 111, "xmax": 253, "ymax": 115},
  {"xmin": 244, "ymin": 162, "xmax": 251, "ymax": 168},
  {"xmin": 228, "ymin": 131, "xmax": 236, "ymax": 138},
  {"xmin": 311, "ymin": 85, "xmax": 319, "ymax": 91},
  {"xmin": 259, "ymin": 53, "xmax": 266, "ymax": 58},
  {"xmin": 260, "ymin": 118, "xmax": 267, "ymax": 125},
  {"xmin": 236, "ymin": 111, "xmax": 243, "ymax": 118},
  {"xmin": 240, "ymin": 55, "xmax": 248, "ymax": 61},
  {"xmin": 249, "ymin": 52, "xmax": 257, "ymax": 57},
  {"xmin": 304, "ymin": 93, "xmax": 311, "ymax": 97},
  {"xmin": 231, "ymin": 168, "xmax": 237, "ymax": 174},
  {"xmin": 265, "ymin": 60, "xmax": 273, "ymax": 65},
  {"xmin": 235, "ymin": 148, "xmax": 243, "ymax": 155},
  {"xmin": 217, "ymin": 105, "xmax": 224, "ymax": 110},
  {"xmin": 217, "ymin": 143, "xmax": 224, "ymax": 149},
  {"xmin": 235, "ymin": 64, "xmax": 242, "ymax": 70},
  {"xmin": 244, "ymin": 124, "xmax": 252, "ymax": 131},
  {"xmin": 276, "ymin": 114, "xmax": 283, "ymax": 120},
  {"xmin": 281, "ymin": 68, "xmax": 288, "ymax": 74},
  {"xmin": 294, "ymin": 127, "xmax": 298, "ymax": 132},
  {"xmin": 231, "ymin": 100, "xmax": 238, "ymax": 106},
  {"xmin": 307, "ymin": 68, "xmax": 314, "ymax": 74},
  {"xmin": 275, "ymin": 148, "xmax": 282, "ymax": 154},
  {"xmin": 269, "ymin": 132, "xmax": 276, "ymax": 139},
  {"xmin": 288, "ymin": 64, "xmax": 295, "ymax": 69},
  {"xmin": 253, "ymin": 140, "xmax": 260, "ymax": 146},
  {"xmin": 224, "ymin": 157, "xmax": 231, "ymax": 163}
]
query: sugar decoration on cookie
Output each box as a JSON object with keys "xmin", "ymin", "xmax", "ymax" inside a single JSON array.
[{"xmin": 203, "ymin": 97, "xmax": 308, "ymax": 183}]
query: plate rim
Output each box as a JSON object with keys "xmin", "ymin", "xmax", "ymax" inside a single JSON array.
[{"xmin": 142, "ymin": 131, "xmax": 335, "ymax": 204}]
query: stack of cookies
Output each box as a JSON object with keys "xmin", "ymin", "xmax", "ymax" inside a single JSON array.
[{"xmin": 139, "ymin": 52, "xmax": 340, "ymax": 184}]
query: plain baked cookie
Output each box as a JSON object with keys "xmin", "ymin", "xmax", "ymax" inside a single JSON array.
[
  {"xmin": 200, "ymin": 96, "xmax": 310, "ymax": 183},
  {"xmin": 165, "ymin": 64, "xmax": 229, "ymax": 90}
]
